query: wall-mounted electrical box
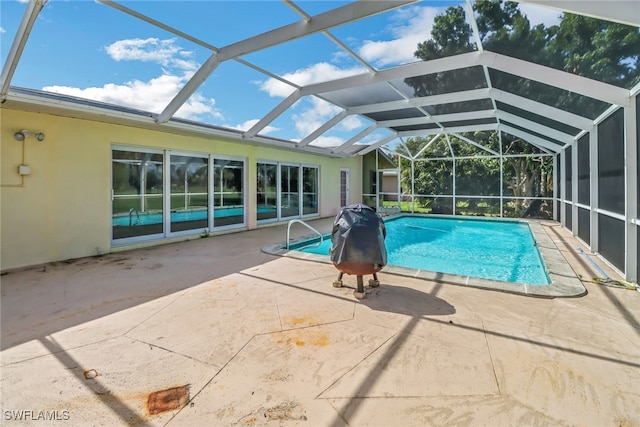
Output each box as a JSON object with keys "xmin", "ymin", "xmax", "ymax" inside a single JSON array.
[{"xmin": 18, "ymin": 165, "xmax": 32, "ymax": 176}]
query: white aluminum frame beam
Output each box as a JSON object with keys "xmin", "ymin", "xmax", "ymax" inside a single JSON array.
[
  {"xmin": 480, "ymin": 51, "xmax": 630, "ymax": 106},
  {"xmin": 99, "ymin": 0, "xmax": 304, "ymax": 97},
  {"xmin": 466, "ymin": 0, "xmax": 484, "ymax": 52},
  {"xmin": 398, "ymin": 123, "xmax": 497, "ymax": 138},
  {"xmin": 356, "ymin": 133, "xmax": 399, "ymax": 156},
  {"xmin": 378, "ymin": 109, "xmax": 496, "ymax": 128},
  {"xmin": 512, "ymin": 0, "xmax": 640, "ymax": 28},
  {"xmin": 284, "ymin": 0, "xmax": 378, "ymax": 74},
  {"xmin": 452, "ymin": 133, "xmax": 500, "ymax": 156},
  {"xmin": 243, "ymin": 90, "xmax": 301, "ymax": 139},
  {"xmin": 624, "ymin": 97, "xmax": 638, "ymax": 281},
  {"xmin": 302, "ymin": 51, "xmax": 483, "ymax": 96},
  {"xmin": 348, "ymin": 88, "xmax": 491, "ymax": 115},
  {"xmin": 333, "ymin": 123, "xmax": 378, "ymax": 153},
  {"xmin": 491, "ymin": 89, "xmax": 593, "ymax": 130},
  {"xmin": 99, "ymin": 0, "xmax": 218, "ymax": 51},
  {"xmin": 3, "ymin": 89, "xmax": 346, "ymax": 158},
  {"xmin": 500, "ymin": 124, "xmax": 563, "ymax": 153},
  {"xmin": 1, "ymin": 0, "xmax": 47, "ymax": 98},
  {"xmin": 414, "ymin": 134, "xmax": 443, "ymax": 159},
  {"xmin": 347, "ymin": 87, "xmax": 592, "ymax": 134},
  {"xmin": 297, "ymin": 110, "xmax": 349, "ymax": 148},
  {"xmin": 156, "ymin": 0, "xmax": 415, "ymax": 123},
  {"xmin": 496, "ymin": 111, "xmax": 575, "ymax": 145},
  {"xmin": 302, "ymin": 50, "xmax": 629, "ymax": 109}
]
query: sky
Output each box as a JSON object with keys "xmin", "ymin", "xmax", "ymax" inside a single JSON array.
[{"xmin": 0, "ymin": 0, "xmax": 561, "ymax": 147}]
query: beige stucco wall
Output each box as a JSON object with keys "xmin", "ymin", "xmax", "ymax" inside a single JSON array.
[{"xmin": 1, "ymin": 108, "xmax": 361, "ymax": 270}]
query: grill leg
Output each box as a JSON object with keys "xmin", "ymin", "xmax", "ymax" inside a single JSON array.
[
  {"xmin": 369, "ymin": 273, "xmax": 380, "ymax": 288},
  {"xmin": 354, "ymin": 275, "xmax": 365, "ymax": 299},
  {"xmin": 333, "ymin": 272, "xmax": 344, "ymax": 288}
]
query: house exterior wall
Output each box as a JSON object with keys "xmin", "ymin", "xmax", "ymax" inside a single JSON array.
[{"xmin": 1, "ymin": 108, "xmax": 361, "ymax": 270}]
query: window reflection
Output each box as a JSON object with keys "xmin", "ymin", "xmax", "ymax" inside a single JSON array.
[
  {"xmin": 214, "ymin": 159, "xmax": 244, "ymax": 226},
  {"xmin": 112, "ymin": 150, "xmax": 164, "ymax": 240},
  {"xmin": 257, "ymin": 162, "xmax": 278, "ymax": 221},
  {"xmin": 280, "ymin": 165, "xmax": 300, "ymax": 218},
  {"xmin": 303, "ymin": 167, "xmax": 319, "ymax": 215},
  {"xmin": 170, "ymin": 155, "xmax": 208, "ymax": 233}
]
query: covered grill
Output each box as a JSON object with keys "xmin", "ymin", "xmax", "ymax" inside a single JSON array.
[{"xmin": 330, "ymin": 204, "xmax": 387, "ymax": 298}]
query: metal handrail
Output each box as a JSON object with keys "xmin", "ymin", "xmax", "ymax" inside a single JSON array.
[
  {"xmin": 286, "ymin": 219, "xmax": 323, "ymax": 250},
  {"xmin": 129, "ymin": 208, "xmax": 140, "ymax": 226}
]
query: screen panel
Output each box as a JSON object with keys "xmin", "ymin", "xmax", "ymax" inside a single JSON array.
[
  {"xmin": 565, "ymin": 146, "xmax": 572, "ymax": 200},
  {"xmin": 565, "ymin": 202, "xmax": 572, "ymax": 231},
  {"xmin": 597, "ymin": 108, "xmax": 625, "ymax": 215},
  {"xmin": 598, "ymin": 214, "xmax": 625, "ymax": 272},
  {"xmin": 577, "ymin": 207, "xmax": 590, "ymax": 245},
  {"xmin": 636, "ymin": 96, "xmax": 639, "ymax": 278},
  {"xmin": 577, "ymin": 134, "xmax": 590, "ymax": 205}
]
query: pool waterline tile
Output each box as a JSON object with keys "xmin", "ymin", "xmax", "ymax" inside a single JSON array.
[{"xmin": 262, "ymin": 216, "xmax": 586, "ymax": 298}]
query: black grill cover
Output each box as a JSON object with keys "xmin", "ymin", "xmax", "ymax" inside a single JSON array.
[{"xmin": 330, "ymin": 204, "xmax": 387, "ymax": 267}]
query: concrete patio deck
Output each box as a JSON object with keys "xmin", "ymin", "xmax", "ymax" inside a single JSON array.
[{"xmin": 1, "ymin": 218, "xmax": 639, "ymax": 426}]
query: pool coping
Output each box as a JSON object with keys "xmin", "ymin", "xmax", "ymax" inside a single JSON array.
[{"xmin": 261, "ymin": 215, "xmax": 587, "ymax": 298}]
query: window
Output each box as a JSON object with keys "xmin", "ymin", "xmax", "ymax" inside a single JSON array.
[{"xmin": 340, "ymin": 169, "xmax": 349, "ymax": 207}]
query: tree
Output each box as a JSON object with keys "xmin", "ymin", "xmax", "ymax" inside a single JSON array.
[
  {"xmin": 549, "ymin": 14, "xmax": 640, "ymax": 88},
  {"xmin": 399, "ymin": 0, "xmax": 639, "ymax": 216}
]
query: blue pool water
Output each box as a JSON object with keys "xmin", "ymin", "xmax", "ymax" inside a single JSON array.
[
  {"xmin": 113, "ymin": 206, "xmax": 275, "ymax": 226},
  {"xmin": 296, "ymin": 216, "xmax": 550, "ymax": 285}
]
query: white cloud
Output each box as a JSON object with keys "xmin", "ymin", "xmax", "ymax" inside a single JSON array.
[
  {"xmin": 259, "ymin": 62, "xmax": 364, "ymax": 98},
  {"xmin": 0, "ymin": 27, "xmax": 5, "ymax": 34},
  {"xmin": 359, "ymin": 131, "xmax": 389, "ymax": 145},
  {"xmin": 291, "ymin": 97, "xmax": 342, "ymax": 137},
  {"xmin": 518, "ymin": 3, "xmax": 562, "ymax": 28},
  {"xmin": 359, "ymin": 5, "xmax": 441, "ymax": 67},
  {"xmin": 258, "ymin": 64, "xmax": 366, "ymax": 140},
  {"xmin": 178, "ymin": 92, "xmax": 222, "ymax": 121},
  {"xmin": 251, "ymin": 6, "xmax": 445, "ymax": 141},
  {"xmin": 339, "ymin": 115, "xmax": 363, "ymax": 132},
  {"xmin": 105, "ymin": 38, "xmax": 197, "ymax": 71},
  {"xmin": 309, "ymin": 135, "xmax": 344, "ymax": 148},
  {"xmin": 231, "ymin": 119, "xmax": 279, "ymax": 135},
  {"xmin": 42, "ymin": 38, "xmax": 221, "ymax": 122}
]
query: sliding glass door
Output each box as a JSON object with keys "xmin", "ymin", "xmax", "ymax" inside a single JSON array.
[
  {"xmin": 280, "ymin": 164, "xmax": 300, "ymax": 219},
  {"xmin": 213, "ymin": 158, "xmax": 244, "ymax": 227},
  {"xmin": 169, "ymin": 154, "xmax": 208, "ymax": 233},
  {"xmin": 302, "ymin": 166, "xmax": 319, "ymax": 216},
  {"xmin": 112, "ymin": 149, "xmax": 164, "ymax": 240},
  {"xmin": 112, "ymin": 147, "xmax": 245, "ymax": 243},
  {"xmin": 257, "ymin": 161, "xmax": 319, "ymax": 223},
  {"xmin": 257, "ymin": 162, "xmax": 278, "ymax": 221}
]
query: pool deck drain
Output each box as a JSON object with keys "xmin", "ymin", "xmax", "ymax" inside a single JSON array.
[{"xmin": 1, "ymin": 217, "xmax": 637, "ymax": 426}]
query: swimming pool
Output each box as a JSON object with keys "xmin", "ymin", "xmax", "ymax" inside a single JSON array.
[{"xmin": 294, "ymin": 216, "xmax": 550, "ymax": 285}]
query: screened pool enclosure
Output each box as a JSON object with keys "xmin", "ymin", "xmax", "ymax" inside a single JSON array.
[{"xmin": 1, "ymin": 0, "xmax": 638, "ymax": 280}]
